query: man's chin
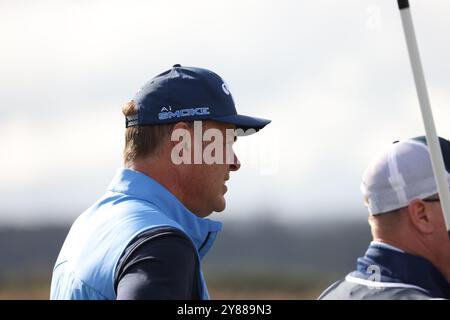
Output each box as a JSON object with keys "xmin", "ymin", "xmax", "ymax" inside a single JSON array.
[
  {"xmin": 214, "ymin": 199, "xmax": 226, "ymax": 213},
  {"xmin": 196, "ymin": 202, "xmax": 226, "ymax": 218}
]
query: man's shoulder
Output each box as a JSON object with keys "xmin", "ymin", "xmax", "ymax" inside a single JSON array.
[
  {"xmin": 90, "ymin": 193, "xmax": 182, "ymax": 227},
  {"xmin": 103, "ymin": 192, "xmax": 162, "ymax": 212}
]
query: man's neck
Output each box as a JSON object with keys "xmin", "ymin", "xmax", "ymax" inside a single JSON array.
[{"xmin": 373, "ymin": 236, "xmax": 450, "ymax": 281}]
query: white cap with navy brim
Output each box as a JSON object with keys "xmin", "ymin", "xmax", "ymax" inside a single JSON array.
[{"xmin": 361, "ymin": 136, "xmax": 450, "ymax": 215}]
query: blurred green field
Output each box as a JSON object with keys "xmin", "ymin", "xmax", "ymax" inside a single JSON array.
[
  {"xmin": 0, "ymin": 283, "xmax": 325, "ymax": 300},
  {"xmin": 0, "ymin": 267, "xmax": 330, "ymax": 299},
  {"xmin": 0, "ymin": 221, "xmax": 366, "ymax": 300}
]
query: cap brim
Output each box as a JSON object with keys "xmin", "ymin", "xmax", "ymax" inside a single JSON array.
[{"xmin": 212, "ymin": 114, "xmax": 271, "ymax": 136}]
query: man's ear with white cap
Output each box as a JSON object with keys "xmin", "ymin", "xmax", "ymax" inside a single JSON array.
[{"xmin": 407, "ymin": 199, "xmax": 435, "ymax": 235}]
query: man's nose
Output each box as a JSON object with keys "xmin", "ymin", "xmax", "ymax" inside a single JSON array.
[{"xmin": 229, "ymin": 154, "xmax": 241, "ymax": 171}]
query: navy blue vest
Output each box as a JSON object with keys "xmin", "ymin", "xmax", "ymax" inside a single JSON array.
[{"xmin": 319, "ymin": 242, "xmax": 450, "ymax": 299}]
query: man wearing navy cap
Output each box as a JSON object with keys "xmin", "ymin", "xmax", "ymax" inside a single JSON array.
[
  {"xmin": 319, "ymin": 136, "xmax": 450, "ymax": 300},
  {"xmin": 50, "ymin": 65, "xmax": 270, "ymax": 300}
]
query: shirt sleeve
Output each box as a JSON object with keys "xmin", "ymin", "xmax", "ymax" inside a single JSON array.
[{"xmin": 115, "ymin": 228, "xmax": 200, "ymax": 300}]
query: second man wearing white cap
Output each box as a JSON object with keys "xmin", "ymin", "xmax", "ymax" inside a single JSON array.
[{"xmin": 319, "ymin": 136, "xmax": 450, "ymax": 300}]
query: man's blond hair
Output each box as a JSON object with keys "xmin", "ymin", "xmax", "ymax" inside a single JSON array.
[{"xmin": 122, "ymin": 101, "xmax": 175, "ymax": 166}]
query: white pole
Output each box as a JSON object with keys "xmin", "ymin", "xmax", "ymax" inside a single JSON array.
[{"xmin": 398, "ymin": 0, "xmax": 450, "ymax": 234}]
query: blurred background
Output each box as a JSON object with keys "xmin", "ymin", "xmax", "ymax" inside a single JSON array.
[{"xmin": 1, "ymin": 0, "xmax": 449, "ymax": 299}]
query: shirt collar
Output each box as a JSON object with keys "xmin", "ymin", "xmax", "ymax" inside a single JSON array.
[
  {"xmin": 355, "ymin": 242, "xmax": 450, "ymax": 298},
  {"xmin": 107, "ymin": 167, "xmax": 222, "ymax": 258},
  {"xmin": 370, "ymin": 241, "xmax": 404, "ymax": 253}
]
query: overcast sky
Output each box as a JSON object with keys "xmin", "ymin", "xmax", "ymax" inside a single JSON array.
[{"xmin": 1, "ymin": 0, "xmax": 450, "ymax": 226}]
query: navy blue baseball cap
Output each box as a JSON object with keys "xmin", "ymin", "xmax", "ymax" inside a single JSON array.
[{"xmin": 126, "ymin": 64, "xmax": 271, "ymax": 133}]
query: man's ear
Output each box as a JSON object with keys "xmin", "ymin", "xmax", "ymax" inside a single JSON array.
[{"xmin": 407, "ymin": 199, "xmax": 434, "ymax": 234}]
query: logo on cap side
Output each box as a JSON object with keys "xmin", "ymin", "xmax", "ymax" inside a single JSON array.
[
  {"xmin": 160, "ymin": 106, "xmax": 173, "ymax": 112},
  {"xmin": 221, "ymin": 83, "xmax": 230, "ymax": 95},
  {"xmin": 158, "ymin": 107, "xmax": 210, "ymax": 120}
]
